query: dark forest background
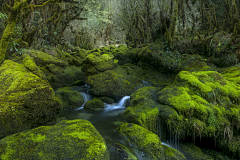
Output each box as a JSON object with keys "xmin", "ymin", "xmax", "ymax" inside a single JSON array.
[{"xmin": 1, "ymin": 0, "xmax": 240, "ymax": 65}]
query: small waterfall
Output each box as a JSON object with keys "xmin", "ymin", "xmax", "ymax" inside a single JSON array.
[
  {"xmin": 104, "ymin": 96, "xmax": 130, "ymax": 112},
  {"xmin": 157, "ymin": 115, "xmax": 180, "ymax": 150},
  {"xmin": 72, "ymin": 84, "xmax": 92, "ymax": 111}
]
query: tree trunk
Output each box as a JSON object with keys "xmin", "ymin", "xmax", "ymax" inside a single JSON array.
[{"xmin": 0, "ymin": 10, "xmax": 18, "ymax": 64}]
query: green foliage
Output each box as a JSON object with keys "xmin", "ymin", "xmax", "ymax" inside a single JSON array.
[
  {"xmin": 0, "ymin": 12, "xmax": 7, "ymax": 20},
  {"xmin": 8, "ymin": 39, "xmax": 25, "ymax": 55}
]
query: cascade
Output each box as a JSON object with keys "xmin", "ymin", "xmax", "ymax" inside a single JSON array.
[
  {"xmin": 72, "ymin": 84, "xmax": 92, "ymax": 111},
  {"xmin": 104, "ymin": 96, "xmax": 130, "ymax": 112}
]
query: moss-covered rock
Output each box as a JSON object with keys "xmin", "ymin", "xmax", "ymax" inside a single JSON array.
[
  {"xmin": 44, "ymin": 65, "xmax": 85, "ymax": 89},
  {"xmin": 15, "ymin": 50, "xmax": 85, "ymax": 90},
  {"xmin": 111, "ymin": 45, "xmax": 135, "ymax": 65},
  {"xmin": 179, "ymin": 143, "xmax": 213, "ymax": 160},
  {"xmin": 122, "ymin": 86, "xmax": 161, "ymax": 132},
  {"xmin": 121, "ymin": 63, "xmax": 175, "ymax": 87},
  {"xmin": 84, "ymin": 98, "xmax": 105, "ymax": 111},
  {"xmin": 85, "ymin": 66, "xmax": 142, "ymax": 102},
  {"xmin": 22, "ymin": 54, "xmax": 48, "ymax": 81},
  {"xmin": 137, "ymin": 44, "xmax": 184, "ymax": 73},
  {"xmin": 0, "ymin": 60, "xmax": 62, "ymax": 139},
  {"xmin": 0, "ymin": 119, "xmax": 109, "ymax": 160},
  {"xmin": 117, "ymin": 123, "xmax": 165, "ymax": 160},
  {"xmin": 162, "ymin": 145, "xmax": 186, "ymax": 160},
  {"xmin": 23, "ymin": 49, "xmax": 68, "ymax": 67},
  {"xmin": 157, "ymin": 70, "xmax": 240, "ymax": 158},
  {"xmin": 98, "ymin": 97, "xmax": 114, "ymax": 104},
  {"xmin": 181, "ymin": 54, "xmax": 212, "ymax": 72},
  {"xmin": 82, "ymin": 53, "xmax": 117, "ymax": 75},
  {"xmin": 55, "ymin": 87, "xmax": 85, "ymax": 109},
  {"xmin": 106, "ymin": 140, "xmax": 137, "ymax": 160}
]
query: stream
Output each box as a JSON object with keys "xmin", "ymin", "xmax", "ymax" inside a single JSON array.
[{"xmin": 57, "ymin": 83, "xmax": 177, "ymax": 159}]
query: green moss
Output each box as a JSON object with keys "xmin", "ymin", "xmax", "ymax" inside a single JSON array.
[
  {"xmin": 0, "ymin": 60, "xmax": 62, "ymax": 139},
  {"xmin": 117, "ymin": 123, "xmax": 164, "ymax": 160},
  {"xmin": 82, "ymin": 53, "xmax": 117, "ymax": 74},
  {"xmin": 23, "ymin": 55, "xmax": 38, "ymax": 71},
  {"xmin": 156, "ymin": 70, "xmax": 240, "ymax": 158},
  {"xmin": 179, "ymin": 143, "xmax": 212, "ymax": 160},
  {"xmin": 55, "ymin": 87, "xmax": 84, "ymax": 109},
  {"xmin": 85, "ymin": 68, "xmax": 138, "ymax": 102},
  {"xmin": 84, "ymin": 98, "xmax": 105, "ymax": 110},
  {"xmin": 0, "ymin": 119, "xmax": 109, "ymax": 160},
  {"xmin": 163, "ymin": 145, "xmax": 186, "ymax": 160},
  {"xmin": 121, "ymin": 63, "xmax": 175, "ymax": 87},
  {"xmin": 122, "ymin": 86, "xmax": 160, "ymax": 133},
  {"xmin": 23, "ymin": 50, "xmax": 68, "ymax": 67}
]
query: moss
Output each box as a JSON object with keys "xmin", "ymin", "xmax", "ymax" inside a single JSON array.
[
  {"xmin": 157, "ymin": 70, "xmax": 240, "ymax": 158},
  {"xmin": 107, "ymin": 141, "xmax": 137, "ymax": 160},
  {"xmin": 84, "ymin": 98, "xmax": 105, "ymax": 110},
  {"xmin": 22, "ymin": 54, "xmax": 47, "ymax": 80},
  {"xmin": 82, "ymin": 53, "xmax": 117, "ymax": 75},
  {"xmin": 121, "ymin": 63, "xmax": 175, "ymax": 87},
  {"xmin": 0, "ymin": 6, "xmax": 18, "ymax": 64},
  {"xmin": 98, "ymin": 97, "xmax": 114, "ymax": 104},
  {"xmin": 85, "ymin": 68, "xmax": 139, "ymax": 102},
  {"xmin": 163, "ymin": 145, "xmax": 186, "ymax": 160},
  {"xmin": 117, "ymin": 123, "xmax": 164, "ymax": 160},
  {"xmin": 0, "ymin": 60, "xmax": 62, "ymax": 139},
  {"xmin": 23, "ymin": 50, "xmax": 68, "ymax": 67},
  {"xmin": 0, "ymin": 119, "xmax": 109, "ymax": 160},
  {"xmin": 55, "ymin": 87, "xmax": 84, "ymax": 109},
  {"xmin": 122, "ymin": 87, "xmax": 160, "ymax": 133},
  {"xmin": 179, "ymin": 143, "xmax": 212, "ymax": 160}
]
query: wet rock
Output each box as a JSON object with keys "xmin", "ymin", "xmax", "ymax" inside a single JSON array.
[
  {"xmin": 163, "ymin": 145, "xmax": 186, "ymax": 160},
  {"xmin": 178, "ymin": 143, "xmax": 212, "ymax": 160},
  {"xmin": 84, "ymin": 98, "xmax": 105, "ymax": 111},
  {"xmin": 157, "ymin": 70, "xmax": 240, "ymax": 158},
  {"xmin": 55, "ymin": 87, "xmax": 85, "ymax": 109},
  {"xmin": 0, "ymin": 60, "xmax": 62, "ymax": 139},
  {"xmin": 122, "ymin": 86, "xmax": 160, "ymax": 132},
  {"xmin": 0, "ymin": 119, "xmax": 109, "ymax": 160},
  {"xmin": 117, "ymin": 123, "xmax": 165, "ymax": 160},
  {"xmin": 82, "ymin": 52, "xmax": 118, "ymax": 75},
  {"xmin": 86, "ymin": 66, "xmax": 142, "ymax": 102},
  {"xmin": 98, "ymin": 97, "xmax": 115, "ymax": 104}
]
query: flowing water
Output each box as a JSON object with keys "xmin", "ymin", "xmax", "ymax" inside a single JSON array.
[{"xmin": 57, "ymin": 83, "xmax": 177, "ymax": 159}]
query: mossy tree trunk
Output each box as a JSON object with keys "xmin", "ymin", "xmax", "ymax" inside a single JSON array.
[
  {"xmin": 0, "ymin": 0, "xmax": 29, "ymax": 64},
  {"xmin": 0, "ymin": 0, "xmax": 59, "ymax": 64}
]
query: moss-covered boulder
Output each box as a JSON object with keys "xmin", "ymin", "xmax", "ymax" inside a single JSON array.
[
  {"xmin": 43, "ymin": 64, "xmax": 85, "ymax": 89},
  {"xmin": 178, "ymin": 143, "xmax": 213, "ymax": 160},
  {"xmin": 137, "ymin": 43, "xmax": 184, "ymax": 73},
  {"xmin": 55, "ymin": 87, "xmax": 85, "ymax": 109},
  {"xmin": 106, "ymin": 140, "xmax": 137, "ymax": 160},
  {"xmin": 121, "ymin": 63, "xmax": 175, "ymax": 87},
  {"xmin": 117, "ymin": 123, "xmax": 165, "ymax": 160},
  {"xmin": 163, "ymin": 145, "xmax": 186, "ymax": 160},
  {"xmin": 85, "ymin": 66, "xmax": 142, "ymax": 102},
  {"xmin": 0, "ymin": 60, "xmax": 62, "ymax": 139},
  {"xmin": 82, "ymin": 52, "xmax": 118, "ymax": 75},
  {"xmin": 98, "ymin": 97, "xmax": 115, "ymax": 104},
  {"xmin": 122, "ymin": 86, "xmax": 161, "ymax": 132},
  {"xmin": 157, "ymin": 70, "xmax": 240, "ymax": 158},
  {"xmin": 23, "ymin": 49, "xmax": 68, "ymax": 67},
  {"xmin": 22, "ymin": 55, "xmax": 48, "ymax": 80},
  {"xmin": 84, "ymin": 98, "xmax": 105, "ymax": 111},
  {"xmin": 17, "ymin": 50, "xmax": 85, "ymax": 89},
  {"xmin": 111, "ymin": 45, "xmax": 136, "ymax": 65},
  {"xmin": 181, "ymin": 54, "xmax": 212, "ymax": 72},
  {"xmin": 0, "ymin": 119, "xmax": 109, "ymax": 160}
]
